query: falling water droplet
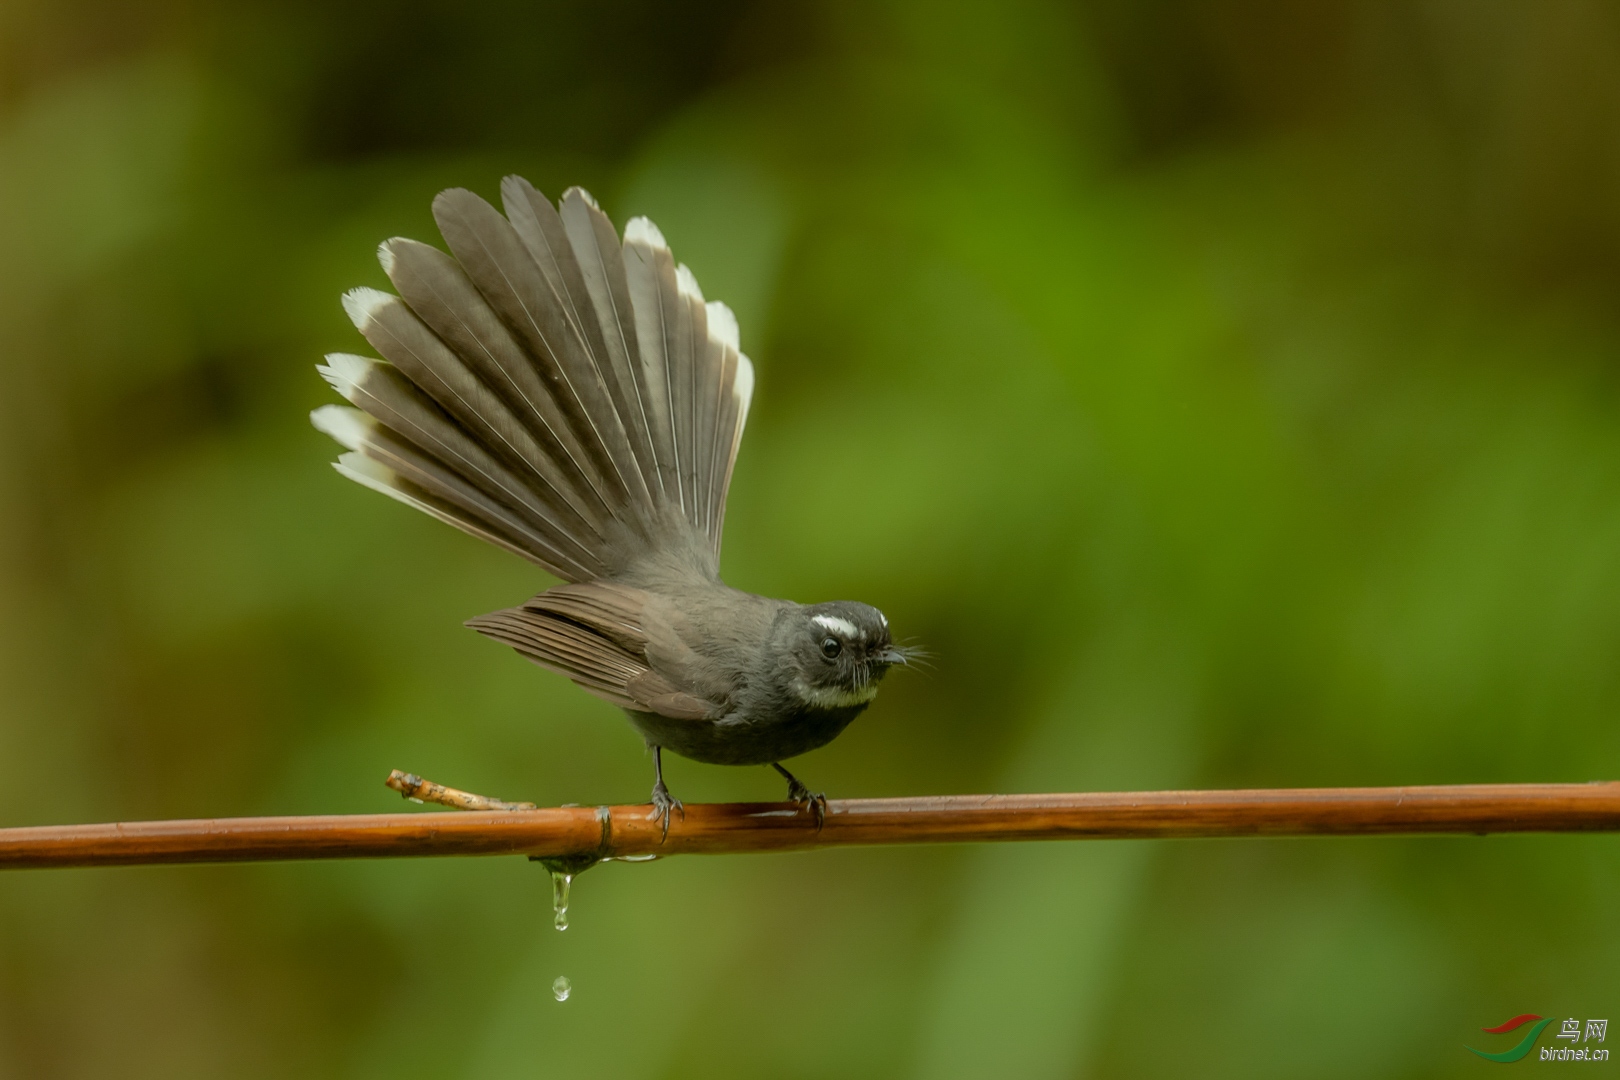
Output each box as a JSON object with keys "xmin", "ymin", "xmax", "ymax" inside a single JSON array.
[
  {"xmin": 550, "ymin": 870, "xmax": 573, "ymax": 931},
  {"xmin": 552, "ymin": 976, "xmax": 571, "ymax": 1002}
]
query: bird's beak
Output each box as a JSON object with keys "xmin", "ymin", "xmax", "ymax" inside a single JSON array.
[{"xmin": 876, "ymin": 648, "xmax": 908, "ymax": 667}]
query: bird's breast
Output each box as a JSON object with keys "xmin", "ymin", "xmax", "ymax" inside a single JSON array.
[{"xmin": 624, "ymin": 701, "xmax": 870, "ymax": 767}]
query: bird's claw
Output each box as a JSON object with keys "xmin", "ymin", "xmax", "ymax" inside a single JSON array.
[
  {"xmin": 784, "ymin": 777, "xmax": 827, "ymax": 830},
  {"xmin": 647, "ymin": 780, "xmax": 684, "ymax": 841}
]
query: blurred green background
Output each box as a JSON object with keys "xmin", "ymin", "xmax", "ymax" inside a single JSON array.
[{"xmin": 2, "ymin": 0, "xmax": 1619, "ymax": 1075}]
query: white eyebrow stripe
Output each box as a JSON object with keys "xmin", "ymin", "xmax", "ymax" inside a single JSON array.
[{"xmin": 812, "ymin": 614, "xmax": 860, "ymax": 638}]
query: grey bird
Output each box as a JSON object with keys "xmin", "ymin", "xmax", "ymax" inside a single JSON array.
[{"xmin": 311, "ymin": 176, "xmax": 911, "ymax": 831}]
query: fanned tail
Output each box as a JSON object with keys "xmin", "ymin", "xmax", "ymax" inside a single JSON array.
[{"xmin": 313, "ymin": 177, "xmax": 755, "ymax": 583}]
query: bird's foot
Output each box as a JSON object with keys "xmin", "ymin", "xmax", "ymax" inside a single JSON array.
[
  {"xmin": 783, "ymin": 776, "xmax": 827, "ymax": 830},
  {"xmin": 771, "ymin": 762, "xmax": 827, "ymax": 829},
  {"xmin": 646, "ymin": 780, "xmax": 684, "ymax": 841}
]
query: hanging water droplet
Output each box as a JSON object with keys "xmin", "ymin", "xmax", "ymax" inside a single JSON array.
[
  {"xmin": 604, "ymin": 853, "xmax": 660, "ymax": 863},
  {"xmin": 550, "ymin": 870, "xmax": 573, "ymax": 931},
  {"xmin": 552, "ymin": 976, "xmax": 571, "ymax": 1002}
]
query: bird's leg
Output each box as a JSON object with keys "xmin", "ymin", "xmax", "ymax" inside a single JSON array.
[
  {"xmin": 646, "ymin": 745, "xmax": 684, "ymax": 840},
  {"xmin": 771, "ymin": 762, "xmax": 827, "ymax": 829}
]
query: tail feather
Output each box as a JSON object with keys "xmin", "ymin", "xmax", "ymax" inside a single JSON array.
[
  {"xmin": 667, "ymin": 263, "xmax": 698, "ymax": 519},
  {"xmin": 317, "ymin": 354, "xmax": 543, "ymax": 526},
  {"xmin": 379, "ymin": 236, "xmax": 616, "ymax": 530},
  {"xmin": 622, "ymin": 217, "xmax": 687, "ymax": 516},
  {"xmin": 313, "ymin": 406, "xmax": 601, "ymax": 580},
  {"xmin": 431, "ymin": 188, "xmax": 652, "ymax": 527},
  {"xmin": 683, "ymin": 277, "xmax": 720, "ymax": 539},
  {"xmin": 341, "ymin": 287, "xmax": 600, "ymax": 535},
  {"xmin": 315, "ymin": 353, "xmax": 598, "ymax": 560},
  {"xmin": 703, "ymin": 302, "xmax": 740, "ymax": 539},
  {"xmin": 715, "ymin": 349, "xmax": 755, "ymax": 547},
  {"xmin": 313, "ymin": 176, "xmax": 756, "ymax": 583},
  {"xmin": 703, "ymin": 354, "xmax": 730, "ymax": 541},
  {"xmin": 507, "ymin": 177, "xmax": 663, "ymax": 512},
  {"xmin": 499, "ymin": 177, "xmax": 595, "ymax": 344}
]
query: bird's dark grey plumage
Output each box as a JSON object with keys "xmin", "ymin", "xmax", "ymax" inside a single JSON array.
[{"xmin": 313, "ymin": 176, "xmax": 907, "ymax": 829}]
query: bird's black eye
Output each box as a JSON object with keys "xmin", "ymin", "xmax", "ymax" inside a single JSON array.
[{"xmin": 820, "ymin": 637, "xmax": 842, "ymax": 659}]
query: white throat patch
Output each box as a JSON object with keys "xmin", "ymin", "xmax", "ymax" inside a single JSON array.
[{"xmin": 791, "ymin": 679, "xmax": 881, "ymax": 708}]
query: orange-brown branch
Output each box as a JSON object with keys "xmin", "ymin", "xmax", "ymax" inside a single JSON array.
[{"xmin": 0, "ymin": 782, "xmax": 1617, "ymax": 870}]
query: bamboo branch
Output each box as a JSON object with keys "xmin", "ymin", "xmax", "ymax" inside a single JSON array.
[{"xmin": 0, "ymin": 781, "xmax": 1617, "ymax": 870}]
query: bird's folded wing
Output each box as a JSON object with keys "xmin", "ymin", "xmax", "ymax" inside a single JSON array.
[
  {"xmin": 466, "ymin": 584, "xmax": 720, "ymax": 720},
  {"xmin": 520, "ymin": 580, "xmax": 651, "ymax": 654}
]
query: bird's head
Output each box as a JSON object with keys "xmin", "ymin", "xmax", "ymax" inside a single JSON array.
[{"xmin": 786, "ymin": 601, "xmax": 913, "ymax": 710}]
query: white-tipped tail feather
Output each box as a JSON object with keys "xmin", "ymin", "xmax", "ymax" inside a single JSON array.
[
  {"xmin": 706, "ymin": 301, "xmax": 740, "ymax": 352},
  {"xmin": 309, "ymin": 404, "xmax": 373, "ymax": 450},
  {"xmin": 331, "ymin": 452, "xmax": 548, "ymax": 568},
  {"xmin": 675, "ymin": 263, "xmax": 703, "ymax": 302},
  {"xmin": 333, "ymin": 450, "xmax": 397, "ymax": 491},
  {"xmin": 312, "ymin": 178, "xmax": 757, "ymax": 583},
  {"xmin": 565, "ymin": 185, "xmax": 602, "ymax": 211},
  {"xmin": 341, "ymin": 286, "xmax": 395, "ymax": 331},
  {"xmin": 734, "ymin": 354, "xmax": 755, "ymax": 414},
  {"xmin": 316, "ymin": 353, "xmax": 380, "ymax": 402},
  {"xmin": 624, "ymin": 216, "xmax": 666, "ymax": 249}
]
